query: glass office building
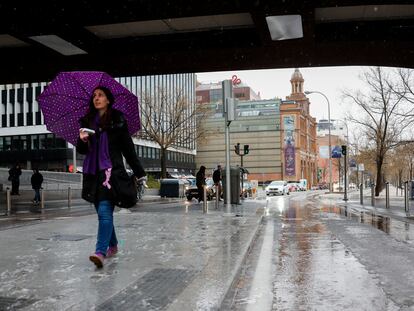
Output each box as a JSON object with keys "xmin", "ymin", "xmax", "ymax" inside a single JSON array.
[{"xmin": 0, "ymin": 74, "xmax": 197, "ymax": 176}]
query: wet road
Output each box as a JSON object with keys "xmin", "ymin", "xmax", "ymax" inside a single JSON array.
[{"xmin": 225, "ymin": 192, "xmax": 414, "ymax": 311}]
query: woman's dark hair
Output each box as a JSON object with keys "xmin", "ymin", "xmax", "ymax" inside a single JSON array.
[
  {"xmin": 199, "ymin": 166, "xmax": 206, "ymax": 172},
  {"xmin": 85, "ymin": 86, "xmax": 114, "ymax": 129}
]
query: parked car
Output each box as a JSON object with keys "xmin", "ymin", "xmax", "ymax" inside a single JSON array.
[
  {"xmin": 266, "ymin": 180, "xmax": 290, "ymax": 196},
  {"xmin": 185, "ymin": 178, "xmax": 215, "ymax": 201},
  {"xmin": 287, "ymin": 181, "xmax": 300, "ymax": 192},
  {"xmin": 241, "ymin": 180, "xmax": 253, "ymax": 198}
]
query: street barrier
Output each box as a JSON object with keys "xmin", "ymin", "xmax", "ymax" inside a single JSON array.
[
  {"xmin": 404, "ymin": 181, "xmax": 409, "ymax": 215},
  {"xmin": 68, "ymin": 187, "xmax": 72, "ymax": 208},
  {"xmin": 1, "ymin": 187, "xmax": 81, "ymax": 216},
  {"xmin": 215, "ymin": 185, "xmax": 219, "ymax": 210},
  {"xmin": 40, "ymin": 190, "xmax": 44, "ymax": 212},
  {"xmin": 371, "ymin": 184, "xmax": 375, "ymax": 207},
  {"xmin": 360, "ymin": 183, "xmax": 363, "ymax": 205},
  {"xmin": 386, "ymin": 182, "xmax": 390, "ymax": 209},
  {"xmin": 203, "ymin": 185, "xmax": 208, "ymax": 214},
  {"xmin": 6, "ymin": 188, "xmax": 11, "ymax": 216}
]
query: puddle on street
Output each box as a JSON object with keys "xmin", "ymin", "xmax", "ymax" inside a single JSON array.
[
  {"xmin": 319, "ymin": 203, "xmax": 414, "ymax": 244},
  {"xmin": 230, "ymin": 195, "xmax": 399, "ymax": 311}
]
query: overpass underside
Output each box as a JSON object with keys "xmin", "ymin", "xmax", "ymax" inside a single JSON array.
[{"xmin": 0, "ymin": 1, "xmax": 413, "ymax": 83}]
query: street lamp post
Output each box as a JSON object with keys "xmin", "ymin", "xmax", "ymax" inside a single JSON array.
[{"xmin": 305, "ymin": 91, "xmax": 332, "ymax": 193}]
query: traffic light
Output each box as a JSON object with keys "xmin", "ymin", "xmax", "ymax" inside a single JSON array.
[
  {"xmin": 341, "ymin": 145, "xmax": 347, "ymax": 156},
  {"xmin": 235, "ymin": 143, "xmax": 240, "ymax": 155},
  {"xmin": 244, "ymin": 144, "xmax": 249, "ymax": 155}
]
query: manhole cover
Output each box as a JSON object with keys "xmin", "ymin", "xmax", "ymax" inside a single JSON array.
[
  {"xmin": 97, "ymin": 268, "xmax": 197, "ymax": 310},
  {"xmin": 37, "ymin": 234, "xmax": 91, "ymax": 241},
  {"xmin": 0, "ymin": 296, "xmax": 37, "ymax": 310}
]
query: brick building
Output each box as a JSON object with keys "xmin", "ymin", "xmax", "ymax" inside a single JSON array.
[{"xmin": 280, "ymin": 69, "xmax": 318, "ymax": 188}]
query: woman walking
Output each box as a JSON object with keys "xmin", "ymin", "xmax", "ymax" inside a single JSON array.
[{"xmin": 77, "ymin": 86, "xmax": 145, "ymax": 268}]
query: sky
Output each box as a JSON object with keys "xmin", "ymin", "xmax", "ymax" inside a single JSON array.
[{"xmin": 196, "ymin": 66, "xmax": 369, "ymax": 122}]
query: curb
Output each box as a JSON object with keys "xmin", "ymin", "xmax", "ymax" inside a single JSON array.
[
  {"xmin": 219, "ymin": 212, "xmax": 265, "ymax": 309},
  {"xmin": 166, "ymin": 207, "xmax": 265, "ymax": 311}
]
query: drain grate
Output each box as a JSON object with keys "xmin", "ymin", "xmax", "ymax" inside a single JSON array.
[
  {"xmin": 36, "ymin": 234, "xmax": 91, "ymax": 241},
  {"xmin": 98, "ymin": 268, "xmax": 197, "ymax": 310},
  {"xmin": 0, "ymin": 296, "xmax": 37, "ymax": 310}
]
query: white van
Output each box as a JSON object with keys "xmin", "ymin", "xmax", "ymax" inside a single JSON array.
[{"xmin": 299, "ymin": 179, "xmax": 307, "ymax": 191}]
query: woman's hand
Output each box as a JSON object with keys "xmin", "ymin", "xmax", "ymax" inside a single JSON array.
[{"xmin": 79, "ymin": 129, "xmax": 89, "ymax": 142}]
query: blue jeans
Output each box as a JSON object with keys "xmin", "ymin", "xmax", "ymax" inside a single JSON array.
[
  {"xmin": 94, "ymin": 200, "xmax": 118, "ymax": 256},
  {"xmin": 33, "ymin": 189, "xmax": 41, "ymax": 202}
]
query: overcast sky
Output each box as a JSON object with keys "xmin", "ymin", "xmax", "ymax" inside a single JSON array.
[{"xmin": 196, "ymin": 66, "xmax": 370, "ymax": 123}]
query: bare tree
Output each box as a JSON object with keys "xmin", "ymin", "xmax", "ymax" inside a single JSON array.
[
  {"xmin": 344, "ymin": 67, "xmax": 414, "ymax": 196},
  {"xmin": 139, "ymin": 87, "xmax": 213, "ymax": 178}
]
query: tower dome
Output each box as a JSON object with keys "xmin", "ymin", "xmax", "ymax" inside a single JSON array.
[
  {"xmin": 290, "ymin": 68, "xmax": 304, "ymax": 94},
  {"xmin": 291, "ymin": 68, "xmax": 304, "ymax": 82}
]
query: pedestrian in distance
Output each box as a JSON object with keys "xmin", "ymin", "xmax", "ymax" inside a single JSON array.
[
  {"xmin": 196, "ymin": 165, "xmax": 206, "ymax": 203},
  {"xmin": 8, "ymin": 163, "xmax": 22, "ymax": 195},
  {"xmin": 31, "ymin": 168, "xmax": 43, "ymax": 205},
  {"xmin": 213, "ymin": 165, "xmax": 222, "ymax": 202},
  {"xmin": 77, "ymin": 86, "xmax": 146, "ymax": 268}
]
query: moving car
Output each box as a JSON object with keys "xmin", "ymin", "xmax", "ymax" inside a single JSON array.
[{"xmin": 265, "ymin": 180, "xmax": 290, "ymax": 196}]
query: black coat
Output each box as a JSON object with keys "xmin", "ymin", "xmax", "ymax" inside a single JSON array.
[
  {"xmin": 77, "ymin": 109, "xmax": 146, "ymax": 204},
  {"xmin": 31, "ymin": 172, "xmax": 43, "ymax": 189},
  {"xmin": 196, "ymin": 170, "xmax": 206, "ymax": 188},
  {"xmin": 8, "ymin": 166, "xmax": 22, "ymax": 182}
]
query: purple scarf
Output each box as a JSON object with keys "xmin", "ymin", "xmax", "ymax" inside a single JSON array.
[{"xmin": 82, "ymin": 115, "xmax": 112, "ymax": 188}]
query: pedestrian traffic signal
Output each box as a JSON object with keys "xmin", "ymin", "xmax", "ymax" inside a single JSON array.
[
  {"xmin": 341, "ymin": 145, "xmax": 347, "ymax": 156},
  {"xmin": 235, "ymin": 143, "xmax": 240, "ymax": 155},
  {"xmin": 244, "ymin": 144, "xmax": 249, "ymax": 155}
]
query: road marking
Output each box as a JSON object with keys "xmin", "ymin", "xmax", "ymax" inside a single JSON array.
[{"xmin": 246, "ymin": 217, "xmax": 274, "ymax": 311}]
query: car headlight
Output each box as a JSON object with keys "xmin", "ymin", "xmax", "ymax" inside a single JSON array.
[{"xmin": 185, "ymin": 186, "xmax": 189, "ymax": 190}]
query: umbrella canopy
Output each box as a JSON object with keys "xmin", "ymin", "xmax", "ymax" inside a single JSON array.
[{"xmin": 37, "ymin": 71, "xmax": 140, "ymax": 146}]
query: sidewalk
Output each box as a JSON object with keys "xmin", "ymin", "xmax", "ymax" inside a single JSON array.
[
  {"xmin": 319, "ymin": 187, "xmax": 414, "ymax": 223},
  {"xmin": 0, "ymin": 199, "xmax": 264, "ymax": 310}
]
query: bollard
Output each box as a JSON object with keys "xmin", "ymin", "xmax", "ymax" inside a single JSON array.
[
  {"xmin": 203, "ymin": 185, "xmax": 208, "ymax": 214},
  {"xmin": 360, "ymin": 183, "xmax": 363, "ymax": 205},
  {"xmin": 68, "ymin": 187, "xmax": 72, "ymax": 208},
  {"xmin": 371, "ymin": 184, "xmax": 375, "ymax": 207},
  {"xmin": 386, "ymin": 182, "xmax": 390, "ymax": 209},
  {"xmin": 40, "ymin": 189, "xmax": 45, "ymax": 212},
  {"xmin": 6, "ymin": 188, "xmax": 11, "ymax": 216},
  {"xmin": 404, "ymin": 181, "xmax": 409, "ymax": 215},
  {"xmin": 215, "ymin": 185, "xmax": 219, "ymax": 210}
]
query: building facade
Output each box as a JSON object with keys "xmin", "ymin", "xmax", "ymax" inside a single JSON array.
[
  {"xmin": 196, "ymin": 80, "xmax": 261, "ymax": 104},
  {"xmin": 280, "ymin": 69, "xmax": 318, "ymax": 188},
  {"xmin": 0, "ymin": 74, "xmax": 197, "ymax": 176},
  {"xmin": 195, "ymin": 99, "xmax": 282, "ymax": 182}
]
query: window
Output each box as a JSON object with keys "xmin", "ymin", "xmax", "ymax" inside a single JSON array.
[
  {"xmin": 31, "ymin": 135, "xmax": 39, "ymax": 150},
  {"xmin": 1, "ymin": 90, "xmax": 6, "ymax": 104},
  {"xmin": 138, "ymin": 145, "xmax": 142, "ymax": 157},
  {"xmin": 39, "ymin": 134, "xmax": 46, "ymax": 149},
  {"xmin": 9, "ymin": 89, "xmax": 15, "ymax": 103},
  {"xmin": 17, "ymin": 88, "xmax": 23, "ymax": 103},
  {"xmin": 26, "ymin": 87, "xmax": 33, "ymax": 103},
  {"xmin": 4, "ymin": 137, "xmax": 11, "ymax": 151}
]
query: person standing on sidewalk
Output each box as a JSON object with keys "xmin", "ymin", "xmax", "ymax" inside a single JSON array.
[
  {"xmin": 196, "ymin": 166, "xmax": 206, "ymax": 203},
  {"xmin": 8, "ymin": 163, "xmax": 22, "ymax": 195},
  {"xmin": 31, "ymin": 168, "xmax": 43, "ymax": 204},
  {"xmin": 77, "ymin": 86, "xmax": 146, "ymax": 268},
  {"xmin": 213, "ymin": 165, "xmax": 222, "ymax": 201}
]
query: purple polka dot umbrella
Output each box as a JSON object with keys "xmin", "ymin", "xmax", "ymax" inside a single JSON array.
[{"xmin": 37, "ymin": 71, "xmax": 141, "ymax": 146}]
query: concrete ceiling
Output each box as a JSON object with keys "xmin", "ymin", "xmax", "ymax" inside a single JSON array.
[{"xmin": 0, "ymin": 1, "xmax": 413, "ymax": 83}]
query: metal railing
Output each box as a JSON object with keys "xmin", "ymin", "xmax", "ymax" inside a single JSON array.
[{"xmin": 2, "ymin": 187, "xmax": 76, "ymax": 216}]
